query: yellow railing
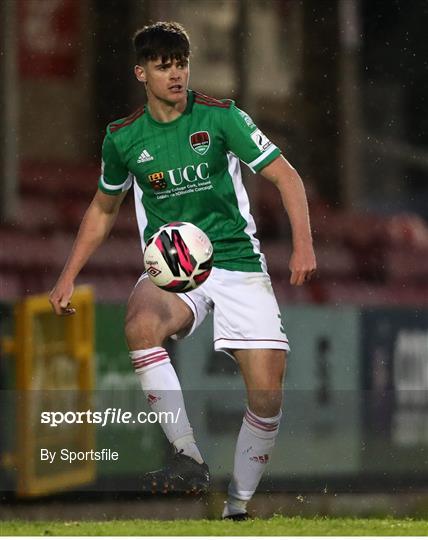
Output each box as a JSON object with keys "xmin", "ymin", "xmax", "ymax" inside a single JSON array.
[{"xmin": 2, "ymin": 286, "xmax": 96, "ymax": 497}]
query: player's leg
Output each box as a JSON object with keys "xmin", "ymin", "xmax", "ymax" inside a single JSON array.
[
  {"xmin": 207, "ymin": 268, "xmax": 288, "ymax": 518},
  {"xmin": 125, "ymin": 276, "xmax": 206, "ymax": 482},
  {"xmin": 126, "ymin": 273, "xmax": 194, "ymax": 348},
  {"xmin": 223, "ymin": 348, "xmax": 286, "ymax": 518},
  {"xmin": 235, "ymin": 348, "xmax": 285, "ymax": 418}
]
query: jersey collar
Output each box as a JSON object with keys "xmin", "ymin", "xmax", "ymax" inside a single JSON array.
[{"xmin": 145, "ymin": 90, "xmax": 194, "ymax": 128}]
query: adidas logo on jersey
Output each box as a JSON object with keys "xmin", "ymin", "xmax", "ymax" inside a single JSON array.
[{"xmin": 137, "ymin": 149, "xmax": 154, "ymax": 163}]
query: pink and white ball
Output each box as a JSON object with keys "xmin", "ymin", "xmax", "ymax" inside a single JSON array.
[{"xmin": 143, "ymin": 222, "xmax": 213, "ymax": 292}]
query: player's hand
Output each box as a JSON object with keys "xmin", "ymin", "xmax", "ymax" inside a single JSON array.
[
  {"xmin": 49, "ymin": 280, "xmax": 76, "ymax": 316},
  {"xmin": 289, "ymin": 244, "xmax": 317, "ymax": 286}
]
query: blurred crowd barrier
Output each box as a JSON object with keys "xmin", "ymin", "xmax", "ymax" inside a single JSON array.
[
  {"xmin": 257, "ymin": 181, "xmax": 428, "ymax": 306},
  {"xmin": 1, "ymin": 160, "xmax": 428, "ymax": 306}
]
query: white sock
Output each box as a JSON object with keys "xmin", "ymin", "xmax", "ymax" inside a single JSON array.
[
  {"xmin": 222, "ymin": 496, "xmax": 248, "ymax": 519},
  {"xmin": 223, "ymin": 407, "xmax": 282, "ymax": 517},
  {"xmin": 130, "ymin": 347, "xmax": 204, "ymax": 464}
]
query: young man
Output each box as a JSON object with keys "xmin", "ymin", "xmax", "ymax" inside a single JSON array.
[{"xmin": 49, "ymin": 22, "xmax": 316, "ymax": 519}]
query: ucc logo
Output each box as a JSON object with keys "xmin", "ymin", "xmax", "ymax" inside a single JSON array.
[{"xmin": 167, "ymin": 162, "xmax": 209, "ymax": 186}]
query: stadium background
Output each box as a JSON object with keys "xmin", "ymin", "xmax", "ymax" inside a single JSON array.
[{"xmin": 1, "ymin": 0, "xmax": 428, "ymax": 521}]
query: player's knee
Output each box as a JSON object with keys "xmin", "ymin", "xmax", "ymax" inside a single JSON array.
[
  {"xmin": 125, "ymin": 311, "xmax": 164, "ymax": 350},
  {"xmin": 248, "ymin": 388, "xmax": 283, "ymax": 418}
]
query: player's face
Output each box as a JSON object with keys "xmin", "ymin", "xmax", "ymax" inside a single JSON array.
[{"xmin": 135, "ymin": 57, "xmax": 190, "ymax": 105}]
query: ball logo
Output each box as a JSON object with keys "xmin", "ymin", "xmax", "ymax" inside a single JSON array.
[
  {"xmin": 146, "ymin": 266, "xmax": 161, "ymax": 277},
  {"xmin": 190, "ymin": 131, "xmax": 210, "ymax": 156}
]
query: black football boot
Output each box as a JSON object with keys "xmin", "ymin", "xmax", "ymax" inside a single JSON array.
[{"xmin": 142, "ymin": 450, "xmax": 210, "ymax": 494}]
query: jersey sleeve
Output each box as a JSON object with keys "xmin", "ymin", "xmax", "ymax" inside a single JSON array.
[
  {"xmin": 222, "ymin": 104, "xmax": 281, "ymax": 173},
  {"xmin": 98, "ymin": 131, "xmax": 133, "ymax": 195}
]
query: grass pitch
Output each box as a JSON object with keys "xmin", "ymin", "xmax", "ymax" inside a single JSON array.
[{"xmin": 1, "ymin": 516, "xmax": 428, "ymax": 536}]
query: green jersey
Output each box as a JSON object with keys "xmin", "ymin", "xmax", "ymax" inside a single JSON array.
[{"xmin": 98, "ymin": 90, "xmax": 281, "ymax": 272}]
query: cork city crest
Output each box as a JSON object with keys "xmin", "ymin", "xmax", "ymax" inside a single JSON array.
[{"xmin": 190, "ymin": 131, "xmax": 210, "ymax": 156}]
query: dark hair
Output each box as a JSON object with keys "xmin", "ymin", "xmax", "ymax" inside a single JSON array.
[{"xmin": 133, "ymin": 21, "xmax": 190, "ymax": 64}]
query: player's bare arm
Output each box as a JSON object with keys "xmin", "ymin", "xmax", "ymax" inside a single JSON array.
[
  {"xmin": 49, "ymin": 189, "xmax": 127, "ymax": 315},
  {"xmin": 260, "ymin": 155, "xmax": 317, "ymax": 286}
]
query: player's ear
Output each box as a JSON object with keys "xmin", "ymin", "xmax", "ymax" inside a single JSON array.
[{"xmin": 134, "ymin": 64, "xmax": 146, "ymax": 83}]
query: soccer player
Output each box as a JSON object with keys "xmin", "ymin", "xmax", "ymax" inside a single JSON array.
[{"xmin": 49, "ymin": 22, "xmax": 316, "ymax": 520}]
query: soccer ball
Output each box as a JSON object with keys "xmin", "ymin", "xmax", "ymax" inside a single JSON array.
[{"xmin": 143, "ymin": 222, "xmax": 214, "ymax": 292}]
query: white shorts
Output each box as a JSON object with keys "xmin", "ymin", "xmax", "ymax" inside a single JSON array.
[{"xmin": 138, "ymin": 267, "xmax": 290, "ymax": 357}]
